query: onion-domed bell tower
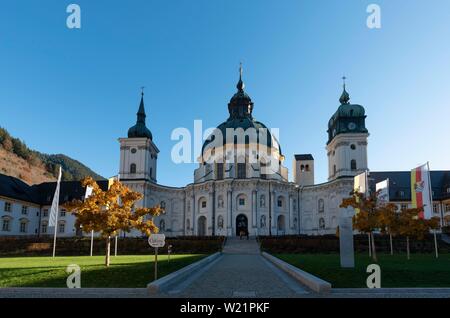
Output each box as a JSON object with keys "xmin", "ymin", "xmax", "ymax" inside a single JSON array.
[
  {"xmin": 119, "ymin": 89, "xmax": 159, "ymax": 186},
  {"xmin": 326, "ymin": 78, "xmax": 369, "ymax": 181}
]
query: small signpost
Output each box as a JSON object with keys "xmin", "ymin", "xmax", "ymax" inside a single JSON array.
[{"xmin": 148, "ymin": 234, "xmax": 165, "ymax": 280}]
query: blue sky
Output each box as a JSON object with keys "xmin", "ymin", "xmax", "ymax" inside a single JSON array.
[{"xmin": 0, "ymin": 0, "xmax": 449, "ymax": 187}]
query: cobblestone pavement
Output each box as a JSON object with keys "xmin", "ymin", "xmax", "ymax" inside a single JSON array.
[{"xmin": 163, "ymin": 237, "xmax": 311, "ymax": 298}]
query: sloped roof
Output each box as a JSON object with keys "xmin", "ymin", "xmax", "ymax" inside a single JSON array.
[{"xmin": 0, "ymin": 173, "xmax": 108, "ymax": 205}]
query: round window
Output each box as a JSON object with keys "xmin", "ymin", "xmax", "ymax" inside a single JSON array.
[
  {"xmin": 131, "ymin": 148, "xmax": 137, "ymax": 154},
  {"xmin": 350, "ymin": 144, "xmax": 356, "ymax": 150}
]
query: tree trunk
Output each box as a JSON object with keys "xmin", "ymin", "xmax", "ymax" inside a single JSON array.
[
  {"xmin": 371, "ymin": 232, "xmax": 377, "ymax": 262},
  {"xmin": 390, "ymin": 234, "xmax": 393, "ymax": 255},
  {"xmin": 406, "ymin": 236, "xmax": 410, "ymax": 260},
  {"xmin": 105, "ymin": 236, "xmax": 111, "ymax": 267}
]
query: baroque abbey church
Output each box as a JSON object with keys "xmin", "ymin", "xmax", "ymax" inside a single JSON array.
[{"xmin": 1, "ymin": 70, "xmax": 449, "ymax": 237}]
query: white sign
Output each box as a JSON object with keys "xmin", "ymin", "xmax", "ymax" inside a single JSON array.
[{"xmin": 148, "ymin": 234, "xmax": 165, "ymax": 248}]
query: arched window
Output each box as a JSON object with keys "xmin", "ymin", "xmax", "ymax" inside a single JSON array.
[
  {"xmin": 277, "ymin": 196, "xmax": 286, "ymax": 208},
  {"xmin": 300, "ymin": 164, "xmax": 305, "ymax": 172},
  {"xmin": 305, "ymin": 164, "xmax": 310, "ymax": 171},
  {"xmin": 236, "ymin": 194, "xmax": 247, "ymax": 210},
  {"xmin": 333, "ymin": 165, "xmax": 337, "ymax": 175},
  {"xmin": 130, "ymin": 163, "xmax": 137, "ymax": 174},
  {"xmin": 160, "ymin": 201, "xmax": 166, "ymax": 210},
  {"xmin": 351, "ymin": 160, "xmax": 357, "ymax": 171},
  {"xmin": 318, "ymin": 199, "xmax": 324, "ymax": 213}
]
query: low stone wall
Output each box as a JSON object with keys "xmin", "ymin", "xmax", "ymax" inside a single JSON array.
[
  {"xmin": 258, "ymin": 234, "xmax": 450, "ymax": 254},
  {"xmin": 0, "ymin": 236, "xmax": 225, "ymax": 256}
]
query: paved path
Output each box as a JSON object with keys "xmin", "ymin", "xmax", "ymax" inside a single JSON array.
[{"xmin": 161, "ymin": 237, "xmax": 310, "ymax": 298}]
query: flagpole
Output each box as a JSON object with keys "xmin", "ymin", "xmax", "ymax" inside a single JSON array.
[
  {"xmin": 427, "ymin": 162, "xmax": 438, "ymax": 258},
  {"xmin": 115, "ymin": 174, "xmax": 120, "ymax": 257},
  {"xmin": 90, "ymin": 230, "xmax": 94, "ymax": 257},
  {"xmin": 114, "ymin": 235, "xmax": 118, "ymax": 257},
  {"xmin": 52, "ymin": 211, "xmax": 58, "ymax": 258}
]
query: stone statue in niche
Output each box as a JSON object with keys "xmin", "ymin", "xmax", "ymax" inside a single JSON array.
[
  {"xmin": 217, "ymin": 215, "xmax": 224, "ymax": 229},
  {"xmin": 260, "ymin": 195, "xmax": 266, "ymax": 207},
  {"xmin": 260, "ymin": 215, "xmax": 266, "ymax": 228}
]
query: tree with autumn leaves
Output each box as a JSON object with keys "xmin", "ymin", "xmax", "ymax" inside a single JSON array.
[
  {"xmin": 341, "ymin": 190, "xmax": 441, "ymax": 261},
  {"xmin": 64, "ymin": 177, "xmax": 164, "ymax": 267}
]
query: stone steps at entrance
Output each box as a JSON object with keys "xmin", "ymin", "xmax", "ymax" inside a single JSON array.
[{"xmin": 222, "ymin": 236, "xmax": 260, "ymax": 255}]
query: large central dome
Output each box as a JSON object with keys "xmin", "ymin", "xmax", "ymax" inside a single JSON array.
[{"xmin": 201, "ymin": 67, "xmax": 283, "ymax": 161}]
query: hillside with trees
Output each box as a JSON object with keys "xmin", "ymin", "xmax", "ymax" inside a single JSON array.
[{"xmin": 0, "ymin": 127, "xmax": 104, "ymax": 184}]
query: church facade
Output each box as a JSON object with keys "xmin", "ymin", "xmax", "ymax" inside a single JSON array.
[
  {"xmin": 1, "ymin": 71, "xmax": 449, "ymax": 237},
  {"xmin": 119, "ymin": 71, "xmax": 369, "ymax": 237}
]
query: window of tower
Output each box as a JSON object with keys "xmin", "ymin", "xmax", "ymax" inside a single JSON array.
[
  {"xmin": 351, "ymin": 144, "xmax": 356, "ymax": 150},
  {"xmin": 333, "ymin": 165, "xmax": 337, "ymax": 175},
  {"xmin": 131, "ymin": 148, "xmax": 137, "ymax": 154},
  {"xmin": 130, "ymin": 163, "xmax": 137, "ymax": 174},
  {"xmin": 300, "ymin": 165, "xmax": 305, "ymax": 172},
  {"xmin": 305, "ymin": 164, "xmax": 310, "ymax": 171},
  {"xmin": 351, "ymin": 160, "xmax": 357, "ymax": 171}
]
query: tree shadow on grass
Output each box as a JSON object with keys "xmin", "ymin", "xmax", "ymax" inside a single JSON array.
[{"xmin": 0, "ymin": 255, "xmax": 205, "ymax": 288}]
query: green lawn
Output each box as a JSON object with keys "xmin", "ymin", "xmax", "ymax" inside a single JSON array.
[
  {"xmin": 276, "ymin": 253, "xmax": 450, "ymax": 288},
  {"xmin": 0, "ymin": 254, "xmax": 206, "ymax": 288}
]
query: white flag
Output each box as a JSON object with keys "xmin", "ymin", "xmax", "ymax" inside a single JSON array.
[
  {"xmin": 49, "ymin": 166, "xmax": 62, "ymax": 227},
  {"xmin": 84, "ymin": 185, "xmax": 93, "ymax": 199},
  {"xmin": 354, "ymin": 171, "xmax": 369, "ymax": 196},
  {"xmin": 376, "ymin": 179, "xmax": 390, "ymax": 204}
]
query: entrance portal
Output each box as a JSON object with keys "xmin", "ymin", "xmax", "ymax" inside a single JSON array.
[{"xmin": 236, "ymin": 214, "xmax": 248, "ymax": 236}]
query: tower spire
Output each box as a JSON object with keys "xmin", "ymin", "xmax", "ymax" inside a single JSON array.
[
  {"xmin": 339, "ymin": 76, "xmax": 350, "ymax": 104},
  {"xmin": 236, "ymin": 62, "xmax": 245, "ymax": 91},
  {"xmin": 137, "ymin": 87, "xmax": 146, "ymax": 124}
]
